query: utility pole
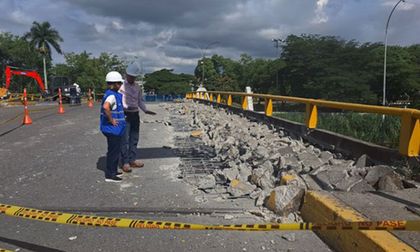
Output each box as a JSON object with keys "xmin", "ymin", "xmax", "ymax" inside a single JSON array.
[{"xmin": 272, "ymin": 38, "xmax": 283, "ymax": 94}]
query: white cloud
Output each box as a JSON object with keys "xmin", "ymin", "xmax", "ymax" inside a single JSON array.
[
  {"xmin": 112, "ymin": 20, "xmax": 123, "ymax": 30},
  {"xmin": 94, "ymin": 23, "xmax": 106, "ymax": 33},
  {"xmin": 313, "ymin": 0, "xmax": 329, "ymax": 24},
  {"xmin": 0, "ymin": 0, "xmax": 419, "ymax": 73}
]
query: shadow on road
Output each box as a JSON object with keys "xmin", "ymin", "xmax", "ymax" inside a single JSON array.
[
  {"xmin": 96, "ymin": 147, "xmax": 178, "ymax": 174},
  {"xmin": 96, "ymin": 156, "xmax": 106, "ymax": 174},
  {"xmin": 0, "ymin": 124, "xmax": 23, "ymax": 138},
  {"xmin": 0, "ymin": 236, "xmax": 65, "ymax": 252},
  {"xmin": 136, "ymin": 147, "xmax": 178, "ymax": 159}
]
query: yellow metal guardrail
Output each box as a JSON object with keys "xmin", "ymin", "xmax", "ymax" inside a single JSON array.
[{"xmin": 186, "ymin": 91, "xmax": 420, "ymax": 157}]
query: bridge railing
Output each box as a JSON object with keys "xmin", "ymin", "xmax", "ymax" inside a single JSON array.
[{"xmin": 186, "ymin": 91, "xmax": 420, "ymax": 157}]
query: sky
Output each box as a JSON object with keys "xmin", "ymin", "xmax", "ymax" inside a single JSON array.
[{"xmin": 0, "ymin": 0, "xmax": 419, "ymax": 74}]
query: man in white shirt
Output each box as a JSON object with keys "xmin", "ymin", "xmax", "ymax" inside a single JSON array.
[{"xmin": 119, "ymin": 63, "xmax": 156, "ymax": 172}]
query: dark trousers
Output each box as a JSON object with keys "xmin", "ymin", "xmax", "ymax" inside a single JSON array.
[
  {"xmin": 121, "ymin": 111, "xmax": 140, "ymax": 164},
  {"xmin": 104, "ymin": 133, "xmax": 123, "ymax": 178}
]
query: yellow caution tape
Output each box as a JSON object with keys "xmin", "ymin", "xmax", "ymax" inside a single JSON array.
[{"xmin": 1, "ymin": 203, "xmax": 420, "ymax": 231}]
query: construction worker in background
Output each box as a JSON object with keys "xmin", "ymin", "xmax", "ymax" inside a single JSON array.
[
  {"xmin": 100, "ymin": 71, "xmax": 126, "ymax": 182},
  {"xmin": 119, "ymin": 63, "xmax": 156, "ymax": 173},
  {"xmin": 73, "ymin": 82, "xmax": 81, "ymax": 95}
]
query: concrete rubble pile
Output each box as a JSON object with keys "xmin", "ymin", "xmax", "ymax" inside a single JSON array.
[{"xmin": 169, "ymin": 101, "xmax": 411, "ymax": 217}]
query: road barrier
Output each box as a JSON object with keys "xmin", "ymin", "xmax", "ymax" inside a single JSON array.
[
  {"xmin": 187, "ymin": 91, "xmax": 420, "ymax": 157},
  {"xmin": 88, "ymin": 88, "xmax": 94, "ymax": 108},
  {"xmin": 1, "ymin": 203, "xmax": 419, "ymax": 232},
  {"xmin": 22, "ymin": 88, "xmax": 32, "ymax": 125},
  {"xmin": 58, "ymin": 88, "xmax": 65, "ymax": 114}
]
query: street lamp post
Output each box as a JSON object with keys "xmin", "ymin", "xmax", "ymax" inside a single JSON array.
[
  {"xmin": 187, "ymin": 42, "xmax": 219, "ymax": 89},
  {"xmin": 201, "ymin": 60, "xmax": 205, "ymax": 87},
  {"xmin": 383, "ymin": 0, "xmax": 405, "ymax": 106},
  {"xmin": 272, "ymin": 38, "xmax": 283, "ymax": 93}
]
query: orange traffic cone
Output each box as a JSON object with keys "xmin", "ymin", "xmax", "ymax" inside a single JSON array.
[
  {"xmin": 58, "ymin": 88, "xmax": 65, "ymax": 114},
  {"xmin": 88, "ymin": 88, "xmax": 94, "ymax": 108},
  {"xmin": 23, "ymin": 88, "xmax": 32, "ymax": 125}
]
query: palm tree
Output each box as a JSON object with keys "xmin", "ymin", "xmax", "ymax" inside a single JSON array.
[{"xmin": 23, "ymin": 21, "xmax": 63, "ymax": 91}]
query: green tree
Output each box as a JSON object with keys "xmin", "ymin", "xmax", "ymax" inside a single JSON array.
[
  {"xmin": 144, "ymin": 69, "xmax": 193, "ymax": 95},
  {"xmin": 23, "ymin": 21, "xmax": 63, "ymax": 91},
  {"xmin": 51, "ymin": 51, "xmax": 124, "ymax": 92}
]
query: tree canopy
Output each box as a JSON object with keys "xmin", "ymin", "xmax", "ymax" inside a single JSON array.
[
  {"xmin": 144, "ymin": 69, "xmax": 194, "ymax": 95},
  {"xmin": 191, "ymin": 34, "xmax": 420, "ymax": 105}
]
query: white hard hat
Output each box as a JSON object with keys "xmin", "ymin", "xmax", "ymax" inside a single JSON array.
[
  {"xmin": 105, "ymin": 71, "xmax": 124, "ymax": 83},
  {"xmin": 126, "ymin": 63, "xmax": 141, "ymax": 77}
]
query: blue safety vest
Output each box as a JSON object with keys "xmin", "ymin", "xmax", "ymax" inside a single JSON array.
[{"xmin": 100, "ymin": 89, "xmax": 126, "ymax": 136}]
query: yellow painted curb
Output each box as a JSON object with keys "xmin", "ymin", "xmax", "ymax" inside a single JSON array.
[
  {"xmin": 191, "ymin": 130, "xmax": 203, "ymax": 138},
  {"xmin": 301, "ymin": 191, "xmax": 415, "ymax": 252},
  {"xmin": 280, "ymin": 174, "xmax": 296, "ymax": 185}
]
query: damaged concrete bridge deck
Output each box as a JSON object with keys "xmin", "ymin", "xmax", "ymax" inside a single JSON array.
[{"xmin": 0, "ymin": 100, "xmax": 419, "ymax": 251}]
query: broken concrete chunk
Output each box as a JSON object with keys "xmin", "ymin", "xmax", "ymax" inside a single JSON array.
[
  {"xmin": 190, "ymin": 130, "xmax": 203, "ymax": 138},
  {"xmin": 314, "ymin": 170, "xmax": 347, "ymax": 190},
  {"xmin": 185, "ymin": 174, "xmax": 216, "ymax": 189},
  {"xmin": 349, "ymin": 167, "xmax": 367, "ymax": 178},
  {"xmin": 238, "ymin": 163, "xmax": 252, "ymax": 182},
  {"xmin": 254, "ymin": 145, "xmax": 270, "ymax": 159},
  {"xmin": 251, "ymin": 168, "xmax": 275, "ymax": 190},
  {"xmin": 298, "ymin": 152, "xmax": 324, "ymax": 171},
  {"xmin": 277, "ymin": 146, "xmax": 294, "ymax": 157},
  {"xmin": 377, "ymin": 172, "xmax": 404, "ymax": 191},
  {"xmin": 349, "ymin": 180, "xmax": 375, "ymax": 193},
  {"xmin": 364, "ymin": 165, "xmax": 394, "ymax": 186},
  {"xmin": 223, "ymin": 167, "xmax": 240, "ymax": 182},
  {"xmin": 264, "ymin": 185, "xmax": 305, "ymax": 216},
  {"xmin": 228, "ymin": 179, "xmax": 256, "ymax": 197},
  {"xmin": 319, "ymin": 151, "xmax": 334, "ymax": 164},
  {"xmin": 280, "ymin": 170, "xmax": 307, "ymax": 190},
  {"xmin": 279, "ymin": 155, "xmax": 300, "ymax": 170},
  {"xmin": 334, "ymin": 175, "xmax": 363, "ymax": 192},
  {"xmin": 255, "ymin": 190, "xmax": 270, "ymax": 207},
  {"xmin": 355, "ymin": 154, "xmax": 375, "ymax": 168}
]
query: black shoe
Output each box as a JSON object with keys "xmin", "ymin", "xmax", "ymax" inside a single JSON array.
[
  {"xmin": 116, "ymin": 172, "xmax": 123, "ymax": 178},
  {"xmin": 105, "ymin": 176, "xmax": 122, "ymax": 182}
]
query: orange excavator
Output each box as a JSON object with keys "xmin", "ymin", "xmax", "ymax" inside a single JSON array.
[{"xmin": 0, "ymin": 65, "xmax": 47, "ymax": 99}]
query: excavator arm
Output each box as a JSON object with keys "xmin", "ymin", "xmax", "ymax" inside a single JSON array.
[{"xmin": 5, "ymin": 66, "xmax": 46, "ymax": 92}]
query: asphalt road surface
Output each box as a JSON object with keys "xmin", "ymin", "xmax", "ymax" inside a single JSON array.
[{"xmin": 0, "ymin": 102, "xmax": 330, "ymax": 252}]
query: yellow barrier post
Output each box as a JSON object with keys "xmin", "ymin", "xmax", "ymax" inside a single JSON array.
[
  {"xmin": 217, "ymin": 94, "xmax": 221, "ymax": 104},
  {"xmin": 265, "ymin": 98, "xmax": 273, "ymax": 116},
  {"xmin": 227, "ymin": 95, "xmax": 232, "ymax": 106},
  {"xmin": 399, "ymin": 111, "xmax": 420, "ymax": 156},
  {"xmin": 242, "ymin": 95, "xmax": 248, "ymax": 110},
  {"xmin": 305, "ymin": 103, "xmax": 318, "ymax": 128},
  {"xmin": 209, "ymin": 93, "xmax": 213, "ymax": 102}
]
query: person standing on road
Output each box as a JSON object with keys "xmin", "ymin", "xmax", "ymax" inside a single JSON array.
[
  {"xmin": 100, "ymin": 71, "xmax": 126, "ymax": 182},
  {"xmin": 119, "ymin": 63, "xmax": 156, "ymax": 173}
]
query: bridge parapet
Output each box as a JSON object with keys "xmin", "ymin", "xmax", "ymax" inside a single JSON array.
[{"xmin": 186, "ymin": 91, "xmax": 420, "ymax": 157}]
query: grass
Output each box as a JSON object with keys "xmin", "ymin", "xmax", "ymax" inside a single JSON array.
[{"xmin": 273, "ymin": 111, "xmax": 401, "ymax": 148}]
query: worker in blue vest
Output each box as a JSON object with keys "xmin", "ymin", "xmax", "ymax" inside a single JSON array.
[{"xmin": 100, "ymin": 71, "xmax": 126, "ymax": 182}]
